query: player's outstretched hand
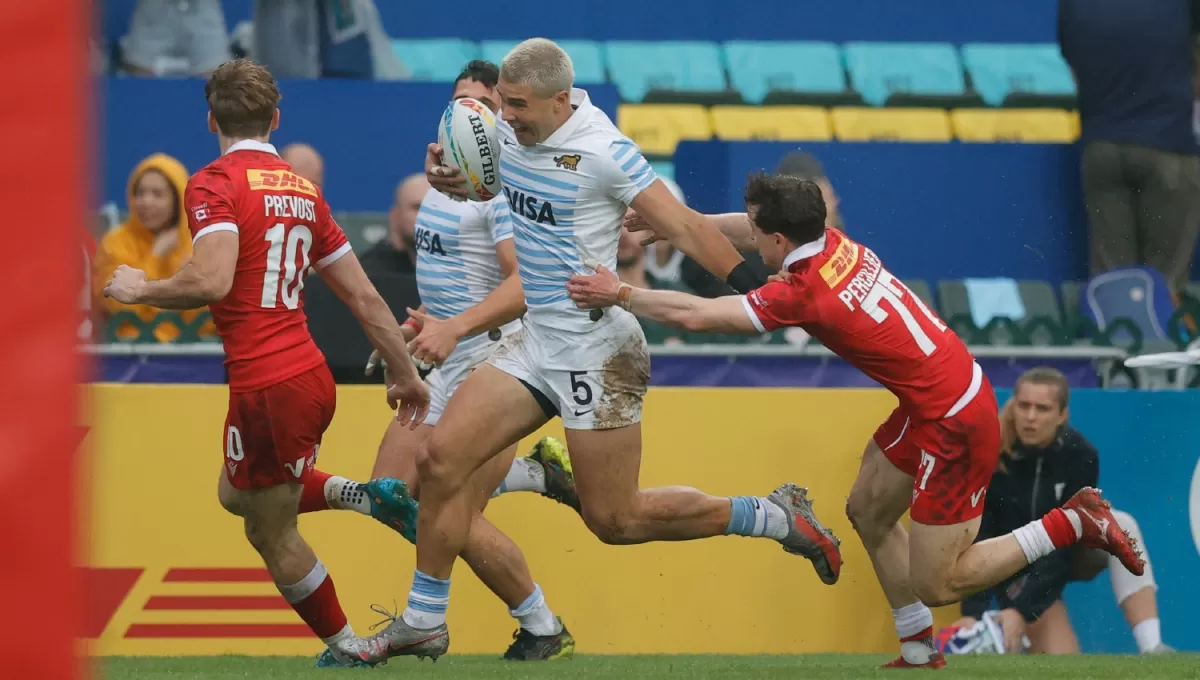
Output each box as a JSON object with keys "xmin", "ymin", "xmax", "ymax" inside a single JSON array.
[
  {"xmin": 767, "ymin": 271, "xmax": 789, "ymax": 284},
  {"xmin": 623, "ymin": 208, "xmax": 664, "ymax": 246},
  {"xmin": 103, "ymin": 265, "xmax": 148, "ymax": 304},
  {"xmin": 405, "ymin": 307, "xmax": 460, "ymax": 368},
  {"xmin": 425, "ymin": 142, "xmax": 469, "ymax": 199},
  {"xmin": 567, "ymin": 262, "xmax": 622, "ymax": 309},
  {"xmin": 387, "ymin": 372, "xmax": 430, "ymax": 430}
]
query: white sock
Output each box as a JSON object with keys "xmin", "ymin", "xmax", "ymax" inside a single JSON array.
[
  {"xmin": 324, "ymin": 476, "xmax": 371, "ymax": 514},
  {"xmin": 511, "ymin": 584, "xmax": 562, "ymax": 636},
  {"xmin": 402, "ymin": 606, "xmax": 446, "ymax": 629},
  {"xmin": 1012, "ymin": 519, "xmax": 1060, "ymax": 564},
  {"xmin": 892, "ymin": 601, "xmax": 934, "ymax": 640},
  {"xmin": 762, "ymin": 501, "xmax": 790, "ymax": 540},
  {"xmin": 492, "ymin": 458, "xmax": 546, "ymax": 497},
  {"xmin": 1132, "ymin": 618, "xmax": 1162, "ymax": 653},
  {"xmin": 322, "ymin": 622, "xmax": 355, "ymax": 646}
]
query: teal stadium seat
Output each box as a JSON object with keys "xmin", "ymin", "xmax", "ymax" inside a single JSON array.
[
  {"xmin": 605, "ymin": 41, "xmax": 729, "ymax": 103},
  {"xmin": 842, "ymin": 42, "xmax": 967, "ymax": 107},
  {"xmin": 650, "ymin": 160, "xmax": 675, "ymax": 181},
  {"xmin": 960, "ymin": 44, "xmax": 1076, "ymax": 107},
  {"xmin": 481, "ymin": 40, "xmax": 607, "ymax": 84},
  {"xmin": 723, "ymin": 41, "xmax": 847, "ymax": 105},
  {"xmin": 391, "ymin": 39, "xmax": 480, "ymax": 81}
]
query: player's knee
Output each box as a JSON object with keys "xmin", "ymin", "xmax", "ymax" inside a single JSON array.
[
  {"xmin": 845, "ymin": 491, "xmax": 881, "ymax": 541},
  {"xmin": 242, "ymin": 516, "xmax": 274, "ymax": 556},
  {"xmin": 415, "ymin": 436, "xmax": 456, "ymax": 489},
  {"xmin": 581, "ymin": 507, "xmax": 640, "ymax": 545},
  {"xmin": 911, "ymin": 579, "xmax": 958, "ymax": 608}
]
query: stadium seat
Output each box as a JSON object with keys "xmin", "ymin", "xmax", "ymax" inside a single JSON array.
[
  {"xmin": 1060, "ymin": 280, "xmax": 1086, "ymax": 337},
  {"xmin": 951, "ymin": 109, "xmax": 1078, "ymax": 143},
  {"xmin": 960, "ymin": 44, "xmax": 1076, "ymax": 107},
  {"xmin": 722, "ymin": 41, "xmax": 849, "ymax": 105},
  {"xmin": 830, "ymin": 108, "xmax": 951, "ymax": 142},
  {"xmin": 391, "ymin": 39, "xmax": 480, "ymax": 81},
  {"xmin": 902, "ymin": 279, "xmax": 937, "ymax": 310},
  {"xmin": 334, "ymin": 213, "xmax": 389, "ymax": 254},
  {"xmin": 842, "ymin": 42, "xmax": 968, "ymax": 107},
  {"xmin": 709, "ymin": 106, "xmax": 832, "ymax": 141},
  {"xmin": 605, "ymin": 41, "xmax": 731, "ymax": 103},
  {"xmin": 480, "ymin": 40, "xmax": 607, "ymax": 84},
  {"xmin": 939, "ymin": 279, "xmax": 1064, "ymax": 345},
  {"xmin": 617, "ymin": 104, "xmax": 711, "ymax": 157}
]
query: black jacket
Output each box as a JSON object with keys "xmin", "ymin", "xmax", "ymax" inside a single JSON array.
[{"xmin": 961, "ymin": 425, "xmax": 1099, "ymax": 621}]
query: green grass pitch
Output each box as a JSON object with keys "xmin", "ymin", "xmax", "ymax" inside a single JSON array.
[{"xmin": 98, "ymin": 653, "xmax": 1199, "ymax": 679}]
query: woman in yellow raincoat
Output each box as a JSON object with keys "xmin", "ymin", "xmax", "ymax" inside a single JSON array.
[{"xmin": 93, "ymin": 153, "xmax": 214, "ymax": 342}]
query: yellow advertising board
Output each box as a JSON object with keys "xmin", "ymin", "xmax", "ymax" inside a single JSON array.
[{"xmin": 85, "ymin": 384, "xmax": 958, "ymax": 656}]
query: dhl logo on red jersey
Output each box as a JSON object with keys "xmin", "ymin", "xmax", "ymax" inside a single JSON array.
[
  {"xmin": 819, "ymin": 237, "xmax": 860, "ymax": 289},
  {"xmin": 245, "ymin": 169, "xmax": 318, "ymax": 197}
]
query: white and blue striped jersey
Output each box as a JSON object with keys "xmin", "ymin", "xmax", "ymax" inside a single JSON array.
[
  {"xmin": 496, "ymin": 88, "xmax": 658, "ymax": 333},
  {"xmin": 413, "ymin": 188, "xmax": 513, "ymax": 335}
]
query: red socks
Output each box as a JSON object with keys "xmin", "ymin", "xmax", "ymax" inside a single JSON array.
[
  {"xmin": 298, "ymin": 469, "xmax": 332, "ymax": 514},
  {"xmin": 1041, "ymin": 508, "xmax": 1080, "ymax": 550},
  {"xmin": 278, "ymin": 560, "xmax": 349, "ymax": 640}
]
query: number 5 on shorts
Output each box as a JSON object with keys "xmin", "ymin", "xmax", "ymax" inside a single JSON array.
[
  {"xmin": 918, "ymin": 451, "xmax": 936, "ymax": 490},
  {"xmin": 569, "ymin": 371, "xmax": 593, "ymax": 407}
]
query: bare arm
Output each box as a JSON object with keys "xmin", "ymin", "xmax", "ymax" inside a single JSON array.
[
  {"xmin": 706, "ymin": 212, "xmax": 756, "ymax": 251},
  {"xmin": 445, "ymin": 239, "xmax": 526, "ymax": 336},
  {"xmin": 629, "ymin": 181, "xmax": 760, "ymax": 290},
  {"xmin": 627, "ymin": 288, "xmax": 760, "ymax": 335},
  {"xmin": 108, "ymin": 231, "xmax": 238, "ymax": 309},
  {"xmin": 566, "ymin": 264, "xmax": 760, "ymax": 334},
  {"xmin": 318, "ymin": 251, "xmax": 423, "ymax": 387}
]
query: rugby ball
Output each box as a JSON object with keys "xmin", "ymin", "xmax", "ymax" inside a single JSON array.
[{"xmin": 438, "ymin": 98, "xmax": 502, "ymax": 202}]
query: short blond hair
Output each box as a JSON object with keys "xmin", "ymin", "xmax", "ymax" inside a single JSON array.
[{"xmin": 500, "ymin": 38, "xmax": 574, "ymax": 98}]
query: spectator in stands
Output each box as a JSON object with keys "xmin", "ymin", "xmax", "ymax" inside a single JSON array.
[
  {"xmin": 1059, "ymin": 0, "xmax": 1200, "ymax": 295},
  {"xmin": 940, "ymin": 367, "xmax": 1169, "ymax": 655},
  {"xmin": 119, "ymin": 0, "xmax": 231, "ymax": 77},
  {"xmin": 93, "ymin": 153, "xmax": 212, "ymax": 342},
  {"xmin": 355, "ymin": 173, "xmax": 425, "ymax": 314},
  {"xmin": 250, "ymin": 0, "xmax": 408, "ymax": 80},
  {"xmin": 776, "ymin": 151, "xmax": 844, "ymax": 231},
  {"xmin": 281, "ymin": 142, "xmax": 325, "ymax": 188}
]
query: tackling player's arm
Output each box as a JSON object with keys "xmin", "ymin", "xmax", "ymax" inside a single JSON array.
[
  {"xmin": 567, "ymin": 264, "xmax": 759, "ymax": 334},
  {"xmin": 629, "ymin": 182, "xmax": 764, "ymax": 293},
  {"xmin": 103, "ymin": 231, "xmax": 238, "ymax": 309}
]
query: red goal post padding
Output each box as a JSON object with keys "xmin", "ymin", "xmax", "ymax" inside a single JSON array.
[{"xmin": 0, "ymin": 2, "xmax": 89, "ymax": 678}]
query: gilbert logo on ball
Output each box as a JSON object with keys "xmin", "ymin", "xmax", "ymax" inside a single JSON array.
[{"xmin": 438, "ymin": 98, "xmax": 502, "ymax": 202}]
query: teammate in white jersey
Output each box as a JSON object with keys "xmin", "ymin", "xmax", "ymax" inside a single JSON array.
[
  {"xmin": 302, "ymin": 61, "xmax": 579, "ymax": 666},
  {"xmin": 368, "ymin": 39, "xmax": 844, "ymax": 661}
]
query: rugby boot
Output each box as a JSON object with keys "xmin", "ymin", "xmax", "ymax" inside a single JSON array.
[
  {"xmin": 524, "ymin": 437, "xmax": 581, "ymax": 513},
  {"xmin": 363, "ymin": 477, "xmax": 419, "ymax": 544},
  {"xmin": 1063, "ymin": 487, "xmax": 1144, "ymax": 576},
  {"xmin": 766, "ymin": 483, "xmax": 842, "ymax": 585},
  {"xmin": 502, "ymin": 617, "xmax": 576, "ymax": 661}
]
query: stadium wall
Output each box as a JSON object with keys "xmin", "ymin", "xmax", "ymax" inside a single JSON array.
[
  {"xmin": 83, "ymin": 385, "xmax": 1199, "ymax": 656},
  {"xmin": 101, "ymin": 0, "xmax": 1059, "ymax": 44}
]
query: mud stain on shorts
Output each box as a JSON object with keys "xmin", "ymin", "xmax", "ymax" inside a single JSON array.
[
  {"xmin": 593, "ymin": 334, "xmax": 650, "ymax": 430},
  {"xmin": 485, "ymin": 327, "xmax": 525, "ymax": 366}
]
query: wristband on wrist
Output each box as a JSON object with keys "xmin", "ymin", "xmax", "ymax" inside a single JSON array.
[
  {"xmin": 616, "ymin": 283, "xmax": 634, "ymax": 311},
  {"xmin": 403, "ymin": 317, "xmax": 422, "ymax": 333},
  {"xmin": 726, "ymin": 260, "xmax": 767, "ymax": 294}
]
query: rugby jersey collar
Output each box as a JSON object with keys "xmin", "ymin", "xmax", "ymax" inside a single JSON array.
[
  {"xmin": 540, "ymin": 88, "xmax": 591, "ymax": 148},
  {"xmin": 783, "ymin": 233, "xmax": 828, "ymax": 269},
  {"xmin": 225, "ymin": 139, "xmax": 279, "ymax": 156}
]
